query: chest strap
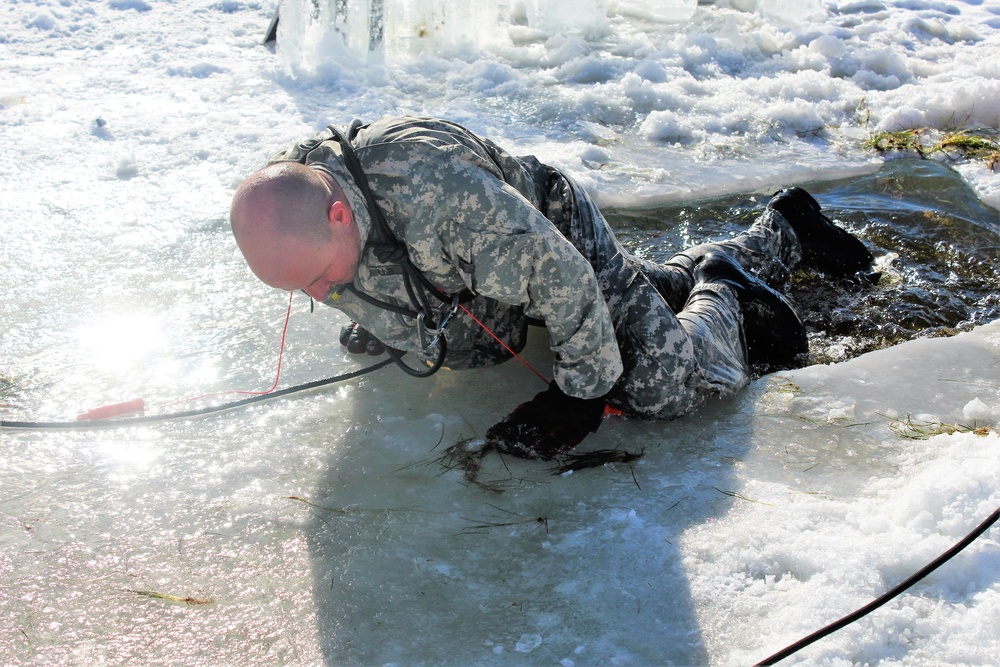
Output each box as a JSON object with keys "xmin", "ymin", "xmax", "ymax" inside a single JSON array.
[{"xmin": 325, "ymin": 121, "xmax": 475, "ymax": 377}]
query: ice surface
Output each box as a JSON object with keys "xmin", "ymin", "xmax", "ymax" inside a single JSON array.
[
  {"xmin": 268, "ymin": 0, "xmax": 1000, "ymax": 210},
  {"xmin": 1, "ymin": 0, "xmax": 999, "ymax": 665}
]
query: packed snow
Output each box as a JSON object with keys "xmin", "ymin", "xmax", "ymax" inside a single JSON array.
[{"xmin": 1, "ymin": 0, "xmax": 999, "ymax": 665}]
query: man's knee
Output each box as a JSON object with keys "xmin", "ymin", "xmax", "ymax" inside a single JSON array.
[{"xmin": 607, "ymin": 275, "xmax": 706, "ymax": 417}]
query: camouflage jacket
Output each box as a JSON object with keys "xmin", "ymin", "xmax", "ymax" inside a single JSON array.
[{"xmin": 268, "ymin": 116, "xmax": 622, "ymax": 399}]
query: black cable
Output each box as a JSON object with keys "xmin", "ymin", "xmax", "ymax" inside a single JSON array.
[
  {"xmin": 0, "ymin": 358, "xmax": 394, "ymax": 430},
  {"xmin": 383, "ymin": 341, "xmax": 447, "ymax": 378},
  {"xmin": 755, "ymin": 505, "xmax": 1000, "ymax": 666}
]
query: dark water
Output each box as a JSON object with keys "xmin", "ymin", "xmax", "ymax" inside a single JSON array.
[{"xmin": 606, "ymin": 159, "xmax": 1000, "ymax": 366}]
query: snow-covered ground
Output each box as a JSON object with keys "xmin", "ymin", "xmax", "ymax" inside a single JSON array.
[{"xmin": 2, "ymin": 0, "xmax": 999, "ymax": 665}]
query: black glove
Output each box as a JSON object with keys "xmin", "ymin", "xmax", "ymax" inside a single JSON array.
[
  {"xmin": 339, "ymin": 321, "xmax": 385, "ymax": 356},
  {"xmin": 486, "ymin": 381, "xmax": 608, "ymax": 460}
]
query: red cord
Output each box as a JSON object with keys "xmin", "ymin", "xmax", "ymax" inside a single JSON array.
[
  {"xmin": 460, "ymin": 304, "xmax": 622, "ymax": 417},
  {"xmin": 459, "ymin": 304, "xmax": 549, "ymax": 385},
  {"xmin": 158, "ymin": 294, "xmax": 618, "ymax": 422},
  {"xmin": 160, "ymin": 290, "xmax": 294, "ymax": 408},
  {"xmin": 240, "ymin": 289, "xmax": 294, "ymax": 396},
  {"xmin": 164, "ymin": 295, "xmax": 552, "ymax": 411}
]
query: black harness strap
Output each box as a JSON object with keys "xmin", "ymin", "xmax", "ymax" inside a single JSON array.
[{"xmin": 324, "ymin": 121, "xmax": 475, "ymax": 377}]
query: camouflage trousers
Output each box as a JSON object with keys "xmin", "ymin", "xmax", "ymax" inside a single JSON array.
[{"xmin": 542, "ymin": 168, "xmax": 803, "ymax": 419}]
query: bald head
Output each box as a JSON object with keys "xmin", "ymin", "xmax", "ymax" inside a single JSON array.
[
  {"xmin": 231, "ymin": 162, "xmax": 337, "ymax": 249},
  {"xmin": 230, "ymin": 162, "xmax": 362, "ymax": 297}
]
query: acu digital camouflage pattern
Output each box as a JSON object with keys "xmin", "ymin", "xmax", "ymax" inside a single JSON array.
[
  {"xmin": 544, "ymin": 169, "xmax": 803, "ymax": 417},
  {"xmin": 267, "ymin": 116, "xmax": 804, "ymax": 419}
]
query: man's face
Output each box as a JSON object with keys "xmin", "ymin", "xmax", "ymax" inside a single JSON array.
[
  {"xmin": 276, "ymin": 236, "xmax": 359, "ymax": 300},
  {"xmin": 243, "ymin": 215, "xmax": 362, "ymax": 301},
  {"xmin": 231, "ymin": 165, "xmax": 361, "ymax": 301}
]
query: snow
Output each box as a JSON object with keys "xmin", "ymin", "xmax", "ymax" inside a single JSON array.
[{"xmin": 1, "ymin": 0, "xmax": 999, "ymax": 665}]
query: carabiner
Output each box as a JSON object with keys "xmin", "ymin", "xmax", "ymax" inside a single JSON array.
[{"xmin": 416, "ymin": 294, "xmax": 461, "ymax": 352}]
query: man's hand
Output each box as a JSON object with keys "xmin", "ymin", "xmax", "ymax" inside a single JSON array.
[
  {"xmin": 486, "ymin": 382, "xmax": 608, "ymax": 460},
  {"xmin": 339, "ymin": 321, "xmax": 385, "ymax": 356}
]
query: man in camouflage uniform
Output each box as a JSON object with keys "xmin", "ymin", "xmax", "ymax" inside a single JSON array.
[{"xmin": 230, "ymin": 115, "xmax": 873, "ymax": 459}]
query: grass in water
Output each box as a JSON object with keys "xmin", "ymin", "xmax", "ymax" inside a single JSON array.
[
  {"xmin": 548, "ymin": 448, "xmax": 645, "ymax": 490},
  {"xmin": 863, "ymin": 129, "xmax": 927, "ymax": 156},
  {"xmin": 885, "ymin": 414, "xmax": 994, "ymax": 440},
  {"xmin": 398, "ymin": 438, "xmax": 646, "ymax": 491},
  {"xmin": 713, "ymin": 487, "xmax": 775, "ymax": 507},
  {"xmin": 458, "ymin": 503, "xmax": 550, "ymax": 536},
  {"xmin": 128, "ymin": 589, "xmax": 214, "ymax": 606},
  {"xmin": 933, "ymin": 130, "xmax": 1000, "ymax": 168},
  {"xmin": 864, "ymin": 128, "xmax": 1000, "ymax": 168},
  {"xmin": 766, "ymin": 377, "xmax": 801, "ymax": 394},
  {"xmin": 396, "ymin": 438, "xmax": 521, "ymax": 493}
]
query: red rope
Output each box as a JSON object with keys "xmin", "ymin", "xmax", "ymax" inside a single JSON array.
[
  {"xmin": 459, "ymin": 304, "xmax": 549, "ymax": 385},
  {"xmin": 165, "ymin": 295, "xmax": 550, "ymax": 411},
  {"xmin": 160, "ymin": 290, "xmax": 294, "ymax": 408},
  {"xmin": 237, "ymin": 289, "xmax": 294, "ymax": 395}
]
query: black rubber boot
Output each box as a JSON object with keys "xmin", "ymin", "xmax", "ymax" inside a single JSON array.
[
  {"xmin": 694, "ymin": 252, "xmax": 808, "ymax": 368},
  {"xmin": 768, "ymin": 187, "xmax": 874, "ymax": 277}
]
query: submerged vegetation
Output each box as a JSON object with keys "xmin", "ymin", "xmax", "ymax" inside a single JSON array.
[
  {"xmin": 396, "ymin": 437, "xmax": 647, "ymax": 491},
  {"xmin": 548, "ymin": 448, "xmax": 644, "ymax": 478}
]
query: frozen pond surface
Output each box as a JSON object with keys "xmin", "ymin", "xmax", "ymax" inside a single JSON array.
[
  {"xmin": 4, "ymin": 310, "xmax": 1000, "ymax": 666},
  {"xmin": 2, "ymin": 0, "xmax": 1000, "ymax": 665}
]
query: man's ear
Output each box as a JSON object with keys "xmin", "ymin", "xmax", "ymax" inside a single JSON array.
[{"xmin": 329, "ymin": 200, "xmax": 353, "ymax": 228}]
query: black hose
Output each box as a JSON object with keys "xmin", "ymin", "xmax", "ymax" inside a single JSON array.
[
  {"xmin": 754, "ymin": 505, "xmax": 1000, "ymax": 665},
  {"xmin": 0, "ymin": 358, "xmax": 394, "ymax": 430},
  {"xmin": 384, "ymin": 340, "xmax": 447, "ymax": 378}
]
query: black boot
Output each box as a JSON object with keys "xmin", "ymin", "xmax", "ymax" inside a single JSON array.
[
  {"xmin": 694, "ymin": 252, "xmax": 808, "ymax": 368},
  {"xmin": 768, "ymin": 187, "xmax": 874, "ymax": 277}
]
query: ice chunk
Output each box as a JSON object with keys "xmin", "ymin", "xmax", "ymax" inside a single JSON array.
[
  {"xmin": 278, "ymin": 0, "xmax": 510, "ymax": 69},
  {"xmin": 614, "ymin": 0, "xmax": 697, "ymax": 23},
  {"xmin": 758, "ymin": 0, "xmax": 826, "ymax": 23},
  {"xmin": 515, "ymin": 633, "xmax": 543, "ymax": 653},
  {"xmin": 963, "ymin": 397, "xmax": 995, "ymax": 424},
  {"xmin": 523, "ymin": 0, "xmax": 606, "ymax": 34},
  {"xmin": 384, "ymin": 0, "xmax": 508, "ymax": 56}
]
